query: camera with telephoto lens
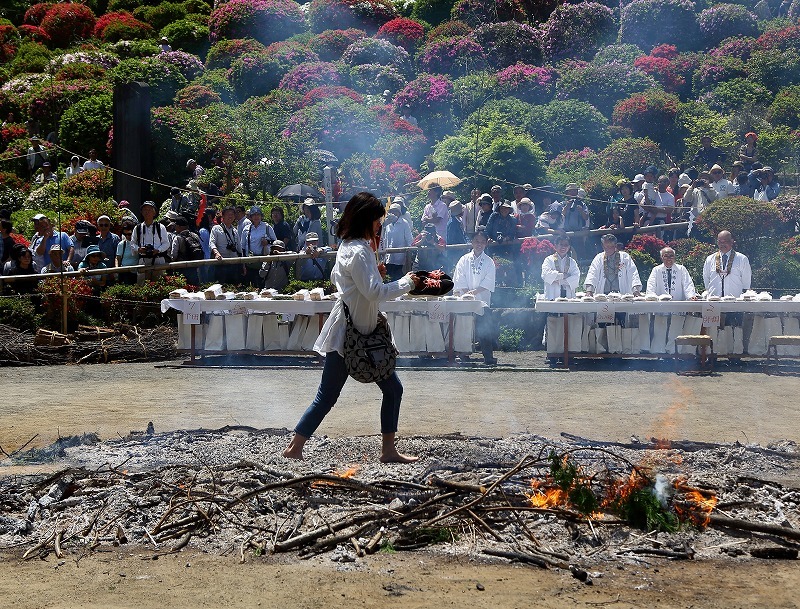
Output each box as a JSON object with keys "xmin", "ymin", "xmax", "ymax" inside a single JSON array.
[
  {"xmin": 226, "ymin": 243, "xmax": 237, "ymax": 252},
  {"xmin": 144, "ymin": 244, "xmax": 155, "ymax": 257}
]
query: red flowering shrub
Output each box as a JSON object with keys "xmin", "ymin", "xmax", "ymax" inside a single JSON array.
[
  {"xmin": 94, "ymin": 11, "xmax": 153, "ymax": 42},
  {"xmin": 23, "ymin": 3, "xmax": 53, "ymax": 26},
  {"xmin": 308, "ymin": 28, "xmax": 365, "ymax": 61},
  {"xmin": 426, "ymin": 20, "xmax": 471, "ymax": 43},
  {"xmin": 495, "ymin": 63, "xmax": 556, "ymax": 104},
  {"xmin": 61, "ymin": 169, "xmax": 113, "ymax": 198},
  {"xmin": 755, "ymin": 24, "xmax": 800, "ymax": 52},
  {"xmin": 388, "ymin": 161, "xmax": 419, "ymax": 190},
  {"xmin": 626, "ymin": 234, "xmax": 667, "ymax": 259},
  {"xmin": 11, "ymin": 233, "xmax": 31, "ymax": 248},
  {"xmin": 18, "ymin": 24, "xmax": 51, "ymax": 44},
  {"xmin": 307, "ymin": 0, "xmax": 398, "ymax": 34},
  {"xmin": 377, "ymin": 18, "xmax": 425, "ymax": 51},
  {"xmin": 650, "ymin": 44, "xmax": 678, "ymax": 59},
  {"xmin": 176, "ymin": 84, "xmax": 222, "ymax": 109},
  {"xmin": 301, "ymin": 85, "xmax": 363, "ymax": 107},
  {"xmin": 0, "ymin": 124, "xmax": 27, "ymax": 153},
  {"xmin": 0, "ymin": 24, "xmax": 16, "ymax": 63},
  {"xmin": 209, "ymin": 0, "xmax": 305, "ymax": 46},
  {"xmin": 279, "ymin": 61, "xmax": 341, "ymax": 93},
  {"xmin": 38, "ymin": 277, "xmax": 93, "ymax": 329},
  {"xmin": 633, "ymin": 55, "xmax": 685, "ymax": 92},
  {"xmin": 779, "ymin": 235, "xmax": 800, "ymax": 261},
  {"xmin": 520, "ymin": 237, "xmax": 556, "ymax": 269},
  {"xmin": 206, "ymin": 38, "xmax": 268, "ymax": 69},
  {"xmin": 40, "ymin": 3, "xmax": 97, "ymax": 48},
  {"xmin": 612, "ymin": 90, "xmax": 679, "ymax": 143}
]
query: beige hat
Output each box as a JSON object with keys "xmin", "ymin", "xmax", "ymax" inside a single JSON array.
[
  {"xmin": 710, "ymin": 164, "xmax": 724, "ymax": 173},
  {"xmin": 565, "ymin": 183, "xmax": 579, "ymax": 192},
  {"xmin": 449, "ymin": 201, "xmax": 463, "ymax": 215},
  {"xmin": 306, "ymin": 232, "xmax": 319, "ymax": 241},
  {"xmin": 517, "ymin": 197, "xmax": 533, "ymax": 210},
  {"xmin": 388, "ymin": 203, "xmax": 402, "ymax": 215},
  {"xmin": 441, "ymin": 190, "xmax": 456, "ymax": 201}
]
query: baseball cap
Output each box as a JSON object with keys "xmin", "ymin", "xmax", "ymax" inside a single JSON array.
[
  {"xmin": 548, "ymin": 202, "xmax": 562, "ymax": 215},
  {"xmin": 633, "ymin": 174, "xmax": 645, "ymax": 182},
  {"xmin": 32, "ymin": 213, "xmax": 47, "ymax": 221},
  {"xmin": 490, "ymin": 185, "xmax": 502, "ymax": 192},
  {"xmin": 141, "ymin": 200, "xmax": 156, "ymax": 208},
  {"xmin": 248, "ymin": 205, "xmax": 263, "ymax": 216},
  {"xmin": 306, "ymin": 232, "xmax": 319, "ymax": 241}
]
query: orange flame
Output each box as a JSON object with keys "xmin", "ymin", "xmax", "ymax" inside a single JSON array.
[
  {"xmin": 336, "ymin": 466, "xmax": 359, "ymax": 479},
  {"xmin": 527, "ymin": 487, "xmax": 567, "ymax": 508},
  {"xmin": 674, "ymin": 481, "xmax": 718, "ymax": 526}
]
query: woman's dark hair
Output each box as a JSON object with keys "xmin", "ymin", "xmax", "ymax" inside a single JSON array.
[
  {"xmin": 472, "ymin": 227, "xmax": 488, "ymax": 241},
  {"xmin": 271, "ymin": 206, "xmax": 285, "ymax": 222},
  {"xmin": 336, "ymin": 192, "xmax": 385, "ymax": 240},
  {"xmin": 121, "ymin": 219, "xmax": 136, "ymax": 231},
  {"xmin": 221, "ymin": 206, "xmax": 235, "ymax": 215},
  {"xmin": 11, "ymin": 243, "xmax": 28, "ymax": 261},
  {"xmin": 306, "ymin": 204, "xmax": 321, "ymax": 221}
]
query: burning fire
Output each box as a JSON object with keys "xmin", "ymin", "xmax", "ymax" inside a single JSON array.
[
  {"xmin": 336, "ymin": 466, "xmax": 360, "ymax": 479},
  {"xmin": 527, "ymin": 483, "xmax": 567, "ymax": 508},
  {"xmin": 674, "ymin": 480, "xmax": 718, "ymax": 526}
]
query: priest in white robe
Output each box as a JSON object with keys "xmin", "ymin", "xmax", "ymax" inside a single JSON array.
[
  {"xmin": 646, "ymin": 247, "xmax": 698, "ymax": 300},
  {"xmin": 453, "ymin": 228, "xmax": 497, "ymax": 365},
  {"xmin": 584, "ymin": 234, "xmax": 642, "ymax": 296},
  {"xmin": 702, "ymin": 231, "xmax": 751, "ymax": 297},
  {"xmin": 541, "ymin": 235, "xmax": 580, "ymax": 300}
]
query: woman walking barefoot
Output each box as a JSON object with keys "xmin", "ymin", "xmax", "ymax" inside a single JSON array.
[{"xmin": 283, "ymin": 192, "xmax": 421, "ymax": 463}]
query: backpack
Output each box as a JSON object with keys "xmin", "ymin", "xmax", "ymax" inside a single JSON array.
[{"xmin": 182, "ymin": 231, "xmax": 205, "ymax": 260}]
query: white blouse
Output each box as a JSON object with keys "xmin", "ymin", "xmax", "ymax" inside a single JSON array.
[
  {"xmin": 452, "ymin": 251, "xmax": 495, "ymax": 305},
  {"xmin": 314, "ymin": 239, "xmax": 412, "ymax": 356}
]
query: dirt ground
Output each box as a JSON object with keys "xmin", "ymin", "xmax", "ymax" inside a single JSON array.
[{"xmin": 2, "ymin": 354, "xmax": 799, "ymax": 607}]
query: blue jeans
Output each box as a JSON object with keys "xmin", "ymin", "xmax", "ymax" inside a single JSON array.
[{"xmin": 295, "ymin": 351, "xmax": 403, "ymax": 437}]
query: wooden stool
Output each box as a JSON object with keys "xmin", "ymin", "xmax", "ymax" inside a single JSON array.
[
  {"xmin": 766, "ymin": 335, "xmax": 800, "ymax": 373},
  {"xmin": 674, "ymin": 335, "xmax": 714, "ymax": 374}
]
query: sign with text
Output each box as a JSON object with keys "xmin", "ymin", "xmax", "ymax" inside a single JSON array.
[
  {"xmin": 182, "ymin": 302, "xmax": 200, "ymax": 325},
  {"xmin": 428, "ymin": 302, "xmax": 447, "ymax": 323},
  {"xmin": 596, "ymin": 302, "xmax": 615, "ymax": 324},
  {"xmin": 702, "ymin": 302, "xmax": 721, "ymax": 328}
]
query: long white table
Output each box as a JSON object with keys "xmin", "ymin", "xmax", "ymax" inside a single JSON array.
[
  {"xmin": 161, "ymin": 297, "xmax": 486, "ymax": 362},
  {"xmin": 534, "ymin": 298, "xmax": 800, "ymax": 366}
]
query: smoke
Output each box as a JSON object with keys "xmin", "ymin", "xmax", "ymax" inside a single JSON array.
[{"xmin": 653, "ymin": 473, "xmax": 672, "ymax": 506}]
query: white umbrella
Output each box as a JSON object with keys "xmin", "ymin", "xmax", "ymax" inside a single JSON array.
[{"xmin": 417, "ymin": 170, "xmax": 461, "ymax": 190}]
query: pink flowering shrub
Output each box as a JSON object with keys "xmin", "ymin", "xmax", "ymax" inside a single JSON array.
[
  {"xmin": 156, "ymin": 50, "xmax": 205, "ymax": 80},
  {"xmin": 692, "ymin": 56, "xmax": 746, "ymax": 94},
  {"xmin": 40, "ymin": 3, "xmax": 96, "ymax": 48},
  {"xmin": 206, "ymin": 38, "xmax": 268, "ymax": 69},
  {"xmin": 228, "ymin": 44, "xmax": 319, "ymax": 99},
  {"xmin": 209, "ymin": 0, "xmax": 305, "ymax": 46},
  {"xmin": 540, "ymin": 2, "xmax": 617, "ymax": 61},
  {"xmin": 301, "ymin": 85, "xmax": 363, "ymax": 107},
  {"xmin": 279, "ymin": 62, "xmax": 341, "ymax": 94},
  {"xmin": 27, "ymin": 80, "xmax": 111, "ymax": 125},
  {"xmin": 306, "ymin": 0, "xmax": 398, "ymax": 34},
  {"xmin": 341, "ymin": 38, "xmax": 410, "ymax": 71},
  {"xmin": 697, "ymin": 4, "xmax": 758, "ymax": 48},
  {"xmin": 417, "ymin": 37, "xmax": 486, "ymax": 76},
  {"xmin": 709, "ymin": 36, "xmax": 755, "ymax": 61},
  {"xmin": 388, "ymin": 161, "xmax": 420, "ymax": 190},
  {"xmin": 474, "ymin": 21, "xmax": 541, "ymax": 68},
  {"xmin": 394, "ymin": 73, "xmax": 453, "ymax": 113},
  {"xmin": 619, "ymin": 0, "xmax": 698, "ymax": 51},
  {"xmin": 94, "ymin": 11, "xmax": 153, "ymax": 42},
  {"xmin": 376, "ymin": 18, "xmax": 425, "ymax": 51},
  {"xmin": 308, "ymin": 28, "xmax": 365, "ymax": 61},
  {"xmin": 176, "ymin": 84, "xmax": 222, "ymax": 109},
  {"xmin": 426, "ymin": 20, "xmax": 471, "ymax": 43},
  {"xmin": 495, "ymin": 63, "xmax": 555, "ymax": 104},
  {"xmin": 548, "ymin": 147, "xmax": 599, "ymax": 179},
  {"xmin": 520, "ymin": 237, "xmax": 556, "ymax": 268},
  {"xmin": 612, "ymin": 90, "xmax": 679, "ymax": 143}
]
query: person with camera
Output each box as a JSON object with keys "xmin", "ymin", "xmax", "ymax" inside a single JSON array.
[
  {"xmin": 691, "ymin": 135, "xmax": 726, "ymax": 170},
  {"xmin": 683, "ymin": 173, "xmax": 718, "ymax": 220},
  {"xmin": 298, "ymin": 232, "xmax": 330, "ymax": 281},
  {"xmin": 379, "ymin": 203, "xmax": 413, "ymax": 280},
  {"xmin": 241, "ymin": 205, "xmax": 276, "ymax": 287},
  {"xmin": 131, "ymin": 200, "xmax": 171, "ymax": 284},
  {"xmin": 638, "ymin": 175, "xmax": 674, "ymax": 229},
  {"xmin": 209, "ymin": 206, "xmax": 245, "ymax": 286},
  {"xmin": 259, "ymin": 239, "xmax": 291, "ymax": 291},
  {"xmin": 748, "ymin": 166, "xmax": 780, "ymax": 201},
  {"xmin": 411, "ymin": 223, "xmax": 447, "ymax": 272},
  {"xmin": 282, "ymin": 192, "xmax": 422, "ymax": 463},
  {"xmin": 421, "ymin": 186, "xmax": 449, "ymax": 243}
]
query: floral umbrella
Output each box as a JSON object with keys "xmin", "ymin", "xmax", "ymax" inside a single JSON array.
[{"xmin": 417, "ymin": 170, "xmax": 461, "ymax": 190}]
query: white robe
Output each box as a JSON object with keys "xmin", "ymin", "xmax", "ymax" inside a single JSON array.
[
  {"xmin": 541, "ymin": 253, "xmax": 580, "ymax": 300},
  {"xmin": 646, "ymin": 263, "xmax": 697, "ymax": 300},
  {"xmin": 585, "ymin": 251, "xmax": 642, "ymax": 295},
  {"xmin": 453, "ymin": 251, "xmax": 495, "ymax": 306},
  {"xmin": 702, "ymin": 251, "xmax": 751, "ymax": 297}
]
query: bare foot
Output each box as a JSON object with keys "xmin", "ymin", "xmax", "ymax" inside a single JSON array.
[
  {"xmin": 380, "ymin": 452, "xmax": 419, "ymax": 464},
  {"xmin": 282, "ymin": 446, "xmax": 304, "ymax": 460}
]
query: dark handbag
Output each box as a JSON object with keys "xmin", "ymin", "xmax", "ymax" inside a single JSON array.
[{"xmin": 341, "ymin": 301, "xmax": 398, "ymax": 383}]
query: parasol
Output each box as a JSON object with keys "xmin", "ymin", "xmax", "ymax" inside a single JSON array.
[
  {"xmin": 417, "ymin": 170, "xmax": 461, "ymax": 190},
  {"xmin": 276, "ymin": 184, "xmax": 323, "ymax": 202}
]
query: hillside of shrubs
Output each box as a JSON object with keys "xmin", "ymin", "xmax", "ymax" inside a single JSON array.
[{"xmin": 1, "ymin": 0, "xmax": 800, "ymax": 297}]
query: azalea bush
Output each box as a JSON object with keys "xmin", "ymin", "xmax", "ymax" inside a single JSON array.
[
  {"xmin": 208, "ymin": 0, "xmax": 305, "ymax": 46},
  {"xmin": 348, "ymin": 63, "xmax": 407, "ymax": 94},
  {"xmin": 528, "ymin": 99, "xmax": 610, "ymax": 156},
  {"xmin": 779, "ymin": 235, "xmax": 800, "ymax": 262},
  {"xmin": 593, "ymin": 44, "xmax": 644, "ymax": 66},
  {"xmin": 426, "ymin": 20, "xmax": 471, "ymax": 42},
  {"xmin": 632, "ymin": 55, "xmax": 686, "ymax": 93},
  {"xmin": 54, "ymin": 62, "xmax": 107, "ymax": 81},
  {"xmin": 376, "ymin": 18, "xmax": 425, "ymax": 51},
  {"xmin": 306, "ymin": 0, "xmax": 398, "ymax": 34},
  {"xmin": 417, "ymin": 36, "xmax": 486, "ymax": 76},
  {"xmin": 520, "ymin": 237, "xmax": 556, "ymax": 269},
  {"xmin": 755, "ymin": 24, "xmax": 800, "ymax": 53},
  {"xmin": 747, "ymin": 48, "xmax": 800, "ymax": 94},
  {"xmin": 278, "ymin": 61, "xmax": 340, "ymax": 93},
  {"xmin": 709, "ymin": 36, "xmax": 755, "ymax": 61},
  {"xmin": 697, "ymin": 4, "xmax": 758, "ymax": 49},
  {"xmin": 341, "ymin": 38, "xmax": 410, "ymax": 71},
  {"xmin": 23, "ymin": 3, "xmax": 53, "ymax": 26},
  {"xmin": 301, "ymin": 85, "xmax": 363, "ymax": 107},
  {"xmin": 619, "ymin": 0, "xmax": 698, "ymax": 51},
  {"xmin": 707, "ymin": 78, "xmax": 772, "ymax": 113},
  {"xmin": 547, "ymin": 147, "xmax": 599, "ymax": 185},
  {"xmin": 540, "ymin": 2, "xmax": 617, "ymax": 61},
  {"xmin": 597, "ymin": 137, "xmax": 662, "ymax": 178},
  {"xmin": 228, "ymin": 45, "xmax": 317, "ymax": 99},
  {"xmin": 556, "ymin": 61, "xmax": 656, "ymax": 117},
  {"xmin": 627, "ymin": 234, "xmax": 668, "ymax": 260},
  {"xmin": 695, "ymin": 197, "xmax": 782, "ymax": 245},
  {"xmin": 28, "ymin": 80, "xmax": 111, "ymax": 132},
  {"xmin": 625, "ymin": 248, "xmax": 658, "ymax": 279},
  {"xmin": 93, "ymin": 11, "xmax": 153, "ymax": 42},
  {"xmin": 766, "ymin": 85, "xmax": 800, "ymax": 130},
  {"xmin": 495, "ymin": 63, "xmax": 555, "ymax": 104},
  {"xmin": 17, "ymin": 25, "xmax": 51, "ymax": 45},
  {"xmin": 132, "ymin": 2, "xmax": 189, "ymax": 31},
  {"xmin": 109, "ymin": 57, "xmax": 189, "ymax": 107},
  {"xmin": 692, "ymin": 56, "xmax": 746, "ymax": 94},
  {"xmin": 307, "ymin": 28, "xmax": 365, "ymax": 61},
  {"xmin": 159, "ymin": 19, "xmax": 211, "ymax": 57},
  {"xmin": 451, "ymin": 0, "xmax": 526, "ymax": 26},
  {"xmin": 206, "ymin": 37, "xmax": 267, "ymax": 69},
  {"xmin": 394, "ymin": 73, "xmax": 453, "ymax": 114},
  {"xmin": 40, "ymin": 3, "xmax": 97, "ymax": 48},
  {"xmin": 58, "ymin": 94, "xmax": 113, "ymax": 163},
  {"xmin": 612, "ymin": 90, "xmax": 680, "ymax": 147},
  {"xmin": 38, "ymin": 277, "xmax": 93, "ymax": 331},
  {"xmin": 61, "ymin": 169, "xmax": 113, "ymax": 198},
  {"xmin": 156, "ymin": 50, "xmax": 205, "ymax": 80},
  {"xmin": 474, "ymin": 21, "xmax": 541, "ymax": 68},
  {"xmin": 772, "ymin": 194, "xmax": 800, "ymax": 228}
]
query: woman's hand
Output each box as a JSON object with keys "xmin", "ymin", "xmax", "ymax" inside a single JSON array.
[{"xmin": 406, "ymin": 272, "xmax": 422, "ymax": 289}]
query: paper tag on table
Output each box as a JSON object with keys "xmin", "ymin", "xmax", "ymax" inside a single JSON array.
[
  {"xmin": 596, "ymin": 302, "xmax": 615, "ymax": 324},
  {"xmin": 182, "ymin": 301, "xmax": 201, "ymax": 325},
  {"xmin": 702, "ymin": 302, "xmax": 721, "ymax": 328},
  {"xmin": 427, "ymin": 301, "xmax": 447, "ymax": 323}
]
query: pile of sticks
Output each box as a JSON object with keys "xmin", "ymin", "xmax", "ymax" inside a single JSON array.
[
  {"xmin": 0, "ymin": 324, "xmax": 176, "ymax": 365},
  {"xmin": 4, "ymin": 445, "xmax": 798, "ymax": 567}
]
